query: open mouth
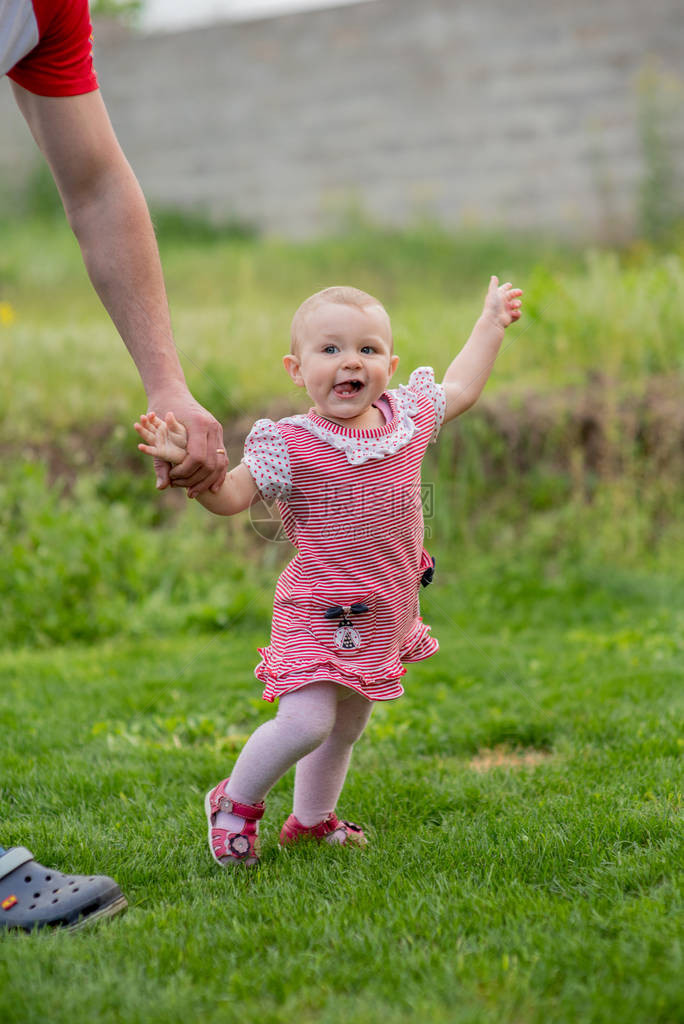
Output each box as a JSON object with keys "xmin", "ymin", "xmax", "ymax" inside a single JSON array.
[{"xmin": 333, "ymin": 380, "xmax": 364, "ymax": 397}]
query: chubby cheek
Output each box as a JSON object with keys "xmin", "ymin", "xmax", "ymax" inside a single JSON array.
[{"xmin": 310, "ymin": 367, "xmax": 329, "ymax": 388}]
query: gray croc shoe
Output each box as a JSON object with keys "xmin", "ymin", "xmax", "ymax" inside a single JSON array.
[{"xmin": 0, "ymin": 847, "xmax": 127, "ymax": 932}]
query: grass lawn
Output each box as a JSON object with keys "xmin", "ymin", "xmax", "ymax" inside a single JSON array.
[
  {"xmin": 1, "ymin": 219, "xmax": 682, "ymax": 1020},
  {"xmin": 0, "ymin": 547, "xmax": 681, "ymax": 1024}
]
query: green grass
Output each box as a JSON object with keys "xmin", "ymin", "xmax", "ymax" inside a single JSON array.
[
  {"xmin": 0, "ymin": 221, "xmax": 682, "ymax": 1021},
  {"xmin": 0, "ymin": 544, "xmax": 681, "ymax": 1023}
]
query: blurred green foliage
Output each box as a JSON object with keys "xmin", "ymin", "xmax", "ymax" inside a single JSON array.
[
  {"xmin": 21, "ymin": 163, "xmax": 64, "ymax": 220},
  {"xmin": 150, "ymin": 206, "xmax": 257, "ymax": 244},
  {"xmin": 91, "ymin": 0, "xmax": 142, "ymax": 24},
  {"xmin": 2, "ymin": 217, "xmax": 684, "ymax": 440},
  {"xmin": 0, "ymin": 221, "xmax": 682, "ymax": 649},
  {"xmin": 0, "ymin": 440, "xmax": 680, "ymax": 650},
  {"xmin": 636, "ymin": 60, "xmax": 684, "ymax": 244},
  {"xmin": 0, "ymin": 461, "xmax": 271, "ymax": 647}
]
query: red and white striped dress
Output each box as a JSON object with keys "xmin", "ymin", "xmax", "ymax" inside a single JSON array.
[{"xmin": 242, "ymin": 367, "xmax": 446, "ymax": 702}]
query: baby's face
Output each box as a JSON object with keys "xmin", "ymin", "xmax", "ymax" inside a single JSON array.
[{"xmin": 283, "ymin": 301, "xmax": 399, "ymax": 427}]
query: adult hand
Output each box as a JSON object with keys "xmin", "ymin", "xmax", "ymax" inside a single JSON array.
[{"xmin": 147, "ymin": 387, "xmax": 228, "ymax": 496}]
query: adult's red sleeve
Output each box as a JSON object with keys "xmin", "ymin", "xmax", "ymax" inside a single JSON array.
[{"xmin": 7, "ymin": 0, "xmax": 98, "ymax": 97}]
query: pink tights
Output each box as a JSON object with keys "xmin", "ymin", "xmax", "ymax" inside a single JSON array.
[{"xmin": 216, "ymin": 682, "xmax": 373, "ymax": 830}]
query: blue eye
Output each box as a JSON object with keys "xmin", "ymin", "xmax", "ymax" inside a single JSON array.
[
  {"xmin": 323, "ymin": 344, "xmax": 339, "ymax": 354},
  {"xmin": 361, "ymin": 346, "xmax": 375, "ymax": 354}
]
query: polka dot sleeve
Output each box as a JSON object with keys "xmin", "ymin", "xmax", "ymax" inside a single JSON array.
[
  {"xmin": 241, "ymin": 419, "xmax": 292, "ymax": 501},
  {"xmin": 407, "ymin": 366, "xmax": 447, "ymax": 442}
]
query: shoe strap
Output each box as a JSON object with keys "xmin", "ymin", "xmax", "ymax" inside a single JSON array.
[
  {"xmin": 0, "ymin": 847, "xmax": 34, "ymax": 880},
  {"xmin": 308, "ymin": 813, "xmax": 340, "ymax": 838},
  {"xmin": 211, "ymin": 780, "xmax": 265, "ymax": 821},
  {"xmin": 219, "ymin": 796, "xmax": 265, "ymax": 820}
]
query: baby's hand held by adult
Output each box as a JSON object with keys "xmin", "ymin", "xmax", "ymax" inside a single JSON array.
[
  {"xmin": 152, "ymin": 394, "xmax": 229, "ymax": 498},
  {"xmin": 144, "ymin": 388, "xmax": 229, "ymax": 495},
  {"xmin": 134, "ymin": 410, "xmax": 189, "ymax": 468}
]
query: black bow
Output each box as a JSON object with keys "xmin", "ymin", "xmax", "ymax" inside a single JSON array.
[
  {"xmin": 420, "ymin": 556, "xmax": 436, "ymax": 588},
  {"xmin": 324, "ymin": 602, "xmax": 369, "ymax": 620}
]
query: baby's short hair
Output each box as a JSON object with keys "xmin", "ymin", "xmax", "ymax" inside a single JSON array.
[{"xmin": 290, "ymin": 286, "xmax": 391, "ymax": 354}]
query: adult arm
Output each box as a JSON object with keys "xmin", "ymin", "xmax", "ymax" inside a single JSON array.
[{"xmin": 11, "ymin": 83, "xmax": 228, "ymax": 496}]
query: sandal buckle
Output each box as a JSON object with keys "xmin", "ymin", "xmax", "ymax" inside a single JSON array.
[{"xmin": 218, "ymin": 797, "xmax": 234, "ymax": 813}]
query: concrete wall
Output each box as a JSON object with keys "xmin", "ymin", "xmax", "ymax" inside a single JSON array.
[{"xmin": 1, "ymin": 0, "xmax": 683, "ymax": 238}]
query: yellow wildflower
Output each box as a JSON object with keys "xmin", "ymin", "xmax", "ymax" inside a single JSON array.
[{"xmin": 0, "ymin": 302, "xmax": 16, "ymax": 326}]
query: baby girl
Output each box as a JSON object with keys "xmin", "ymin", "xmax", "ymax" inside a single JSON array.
[{"xmin": 135, "ymin": 277, "xmax": 522, "ymax": 866}]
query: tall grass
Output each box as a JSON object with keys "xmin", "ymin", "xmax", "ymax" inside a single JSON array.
[
  {"xmin": 0, "ymin": 460, "xmax": 273, "ymax": 649},
  {"xmin": 2, "ymin": 219, "xmax": 683, "ymax": 439},
  {"xmin": 0, "ymin": 443, "xmax": 680, "ymax": 650}
]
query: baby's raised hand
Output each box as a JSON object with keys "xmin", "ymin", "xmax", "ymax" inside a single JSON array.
[
  {"xmin": 135, "ymin": 411, "xmax": 188, "ymax": 466},
  {"xmin": 482, "ymin": 276, "xmax": 523, "ymax": 330}
]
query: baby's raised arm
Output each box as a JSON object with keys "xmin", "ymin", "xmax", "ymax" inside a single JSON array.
[
  {"xmin": 135, "ymin": 412, "xmax": 259, "ymax": 516},
  {"xmin": 442, "ymin": 276, "xmax": 522, "ymax": 423}
]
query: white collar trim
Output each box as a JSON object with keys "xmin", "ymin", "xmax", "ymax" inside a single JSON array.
[{"xmin": 279, "ymin": 386, "xmax": 420, "ymax": 465}]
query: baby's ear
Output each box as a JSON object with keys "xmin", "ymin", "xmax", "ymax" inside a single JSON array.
[
  {"xmin": 283, "ymin": 353, "xmax": 305, "ymax": 387},
  {"xmin": 388, "ymin": 354, "xmax": 400, "ymax": 378}
]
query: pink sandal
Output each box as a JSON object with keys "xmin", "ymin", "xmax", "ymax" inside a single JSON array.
[
  {"xmin": 279, "ymin": 812, "xmax": 367, "ymax": 848},
  {"xmin": 204, "ymin": 779, "xmax": 265, "ymax": 866}
]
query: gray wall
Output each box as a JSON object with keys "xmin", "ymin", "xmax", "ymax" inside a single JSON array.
[{"xmin": 2, "ymin": 0, "xmax": 683, "ymax": 238}]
